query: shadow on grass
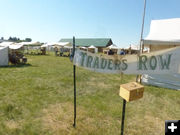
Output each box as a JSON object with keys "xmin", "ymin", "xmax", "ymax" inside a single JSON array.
[{"xmin": 1, "ymin": 63, "xmax": 33, "ymax": 68}]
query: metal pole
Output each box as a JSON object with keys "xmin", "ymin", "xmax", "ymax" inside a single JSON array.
[
  {"xmin": 136, "ymin": 0, "xmax": 147, "ymax": 82},
  {"xmin": 121, "ymin": 99, "xmax": 127, "ymax": 135},
  {"xmin": 72, "ymin": 36, "xmax": 76, "ymax": 128}
]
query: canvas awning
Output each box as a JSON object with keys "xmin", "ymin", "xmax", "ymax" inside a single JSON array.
[{"xmin": 143, "ymin": 18, "xmax": 180, "ymax": 46}]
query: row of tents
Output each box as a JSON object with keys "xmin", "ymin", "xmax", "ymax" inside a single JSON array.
[
  {"xmin": 0, "ymin": 41, "xmax": 40, "ymax": 66},
  {"xmin": 44, "ymin": 18, "xmax": 180, "ymax": 90},
  {"xmin": 0, "ymin": 41, "xmax": 134, "ymax": 66},
  {"xmin": 1, "ymin": 18, "xmax": 180, "ymax": 90},
  {"xmin": 79, "ymin": 44, "xmax": 145, "ymax": 54}
]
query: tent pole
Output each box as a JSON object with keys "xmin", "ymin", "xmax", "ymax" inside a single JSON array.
[
  {"xmin": 72, "ymin": 36, "xmax": 76, "ymax": 128},
  {"xmin": 136, "ymin": 0, "xmax": 147, "ymax": 82}
]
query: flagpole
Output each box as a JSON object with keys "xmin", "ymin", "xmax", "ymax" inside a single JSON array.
[
  {"xmin": 136, "ymin": 0, "xmax": 147, "ymax": 82},
  {"xmin": 72, "ymin": 36, "xmax": 77, "ymax": 128}
]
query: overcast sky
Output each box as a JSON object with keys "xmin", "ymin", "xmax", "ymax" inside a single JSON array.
[{"xmin": 1, "ymin": 0, "xmax": 180, "ymax": 47}]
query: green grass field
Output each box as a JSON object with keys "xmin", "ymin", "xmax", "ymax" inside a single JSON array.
[{"xmin": 0, "ymin": 54, "xmax": 179, "ymax": 135}]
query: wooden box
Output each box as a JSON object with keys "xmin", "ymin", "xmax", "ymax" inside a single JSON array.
[{"xmin": 119, "ymin": 82, "xmax": 144, "ymax": 102}]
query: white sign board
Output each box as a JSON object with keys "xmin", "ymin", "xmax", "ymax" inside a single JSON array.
[{"xmin": 73, "ymin": 47, "xmax": 180, "ymax": 74}]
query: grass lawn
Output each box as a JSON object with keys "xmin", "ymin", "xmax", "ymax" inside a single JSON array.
[{"xmin": 0, "ymin": 53, "xmax": 179, "ymax": 135}]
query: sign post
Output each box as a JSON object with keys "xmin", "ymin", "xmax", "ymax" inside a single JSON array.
[
  {"xmin": 119, "ymin": 82, "xmax": 144, "ymax": 135},
  {"xmin": 121, "ymin": 99, "xmax": 126, "ymax": 135},
  {"xmin": 72, "ymin": 36, "xmax": 76, "ymax": 128}
]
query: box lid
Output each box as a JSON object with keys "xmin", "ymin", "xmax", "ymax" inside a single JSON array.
[{"xmin": 120, "ymin": 82, "xmax": 144, "ymax": 91}]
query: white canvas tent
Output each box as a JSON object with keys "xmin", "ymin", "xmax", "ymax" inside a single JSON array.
[
  {"xmin": 41, "ymin": 43, "xmax": 54, "ymax": 51},
  {"xmin": 88, "ymin": 45, "xmax": 98, "ymax": 53},
  {"xmin": 143, "ymin": 18, "xmax": 180, "ymax": 51},
  {"xmin": 107, "ymin": 44, "xmax": 119, "ymax": 49},
  {"xmin": 44, "ymin": 42, "xmax": 71, "ymax": 47},
  {"xmin": 107, "ymin": 44, "xmax": 121, "ymax": 54},
  {"xmin": 130, "ymin": 45, "xmax": 140, "ymax": 50},
  {"xmin": 142, "ymin": 18, "xmax": 180, "ymax": 90},
  {"xmin": 0, "ymin": 46, "xmax": 8, "ymax": 66},
  {"xmin": 88, "ymin": 45, "xmax": 96, "ymax": 49},
  {"xmin": 42, "ymin": 42, "xmax": 72, "ymax": 50}
]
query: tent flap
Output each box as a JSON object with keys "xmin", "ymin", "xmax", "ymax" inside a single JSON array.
[{"xmin": 0, "ymin": 46, "xmax": 9, "ymax": 66}]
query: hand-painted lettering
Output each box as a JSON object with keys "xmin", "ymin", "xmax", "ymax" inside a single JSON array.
[{"xmin": 138, "ymin": 55, "xmax": 147, "ymax": 70}]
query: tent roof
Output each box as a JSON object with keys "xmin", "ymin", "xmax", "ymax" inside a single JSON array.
[
  {"xmin": 0, "ymin": 42, "xmax": 13, "ymax": 46},
  {"xmin": 80, "ymin": 46, "xmax": 87, "ymax": 49},
  {"xmin": 9, "ymin": 44, "xmax": 24, "ymax": 50},
  {"xmin": 107, "ymin": 44, "xmax": 119, "ymax": 49},
  {"xmin": 58, "ymin": 42, "xmax": 71, "ymax": 46},
  {"xmin": 0, "ymin": 42, "xmax": 24, "ymax": 49},
  {"xmin": 59, "ymin": 38, "xmax": 113, "ymax": 47},
  {"xmin": 45, "ymin": 42, "xmax": 71, "ymax": 46},
  {"xmin": 19, "ymin": 42, "xmax": 38, "ymax": 45},
  {"xmin": 126, "ymin": 45, "xmax": 140, "ymax": 50},
  {"xmin": 88, "ymin": 45, "xmax": 97, "ymax": 49},
  {"xmin": 144, "ymin": 18, "xmax": 180, "ymax": 45},
  {"xmin": 41, "ymin": 44, "xmax": 48, "ymax": 47}
]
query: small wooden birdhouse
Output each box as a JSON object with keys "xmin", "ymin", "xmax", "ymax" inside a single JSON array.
[{"xmin": 119, "ymin": 82, "xmax": 144, "ymax": 102}]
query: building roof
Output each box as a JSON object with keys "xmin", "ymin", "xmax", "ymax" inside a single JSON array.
[{"xmin": 59, "ymin": 38, "xmax": 113, "ymax": 47}]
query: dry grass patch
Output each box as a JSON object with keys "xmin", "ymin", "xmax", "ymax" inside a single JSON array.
[
  {"xmin": 41, "ymin": 102, "xmax": 97, "ymax": 135},
  {"xmin": 126, "ymin": 113, "xmax": 164, "ymax": 135},
  {"xmin": 41, "ymin": 102, "xmax": 121, "ymax": 135},
  {"xmin": 42, "ymin": 102, "xmax": 74, "ymax": 134},
  {"xmin": 5, "ymin": 120, "xmax": 20, "ymax": 130}
]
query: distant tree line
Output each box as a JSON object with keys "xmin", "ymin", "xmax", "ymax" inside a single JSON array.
[{"xmin": 1, "ymin": 36, "xmax": 32, "ymax": 42}]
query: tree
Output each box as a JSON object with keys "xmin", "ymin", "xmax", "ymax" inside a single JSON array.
[
  {"xmin": 8, "ymin": 36, "xmax": 12, "ymax": 41},
  {"xmin": 25, "ymin": 38, "xmax": 32, "ymax": 42},
  {"xmin": 12, "ymin": 37, "xmax": 17, "ymax": 41},
  {"xmin": 1, "ymin": 37, "xmax": 4, "ymax": 40}
]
